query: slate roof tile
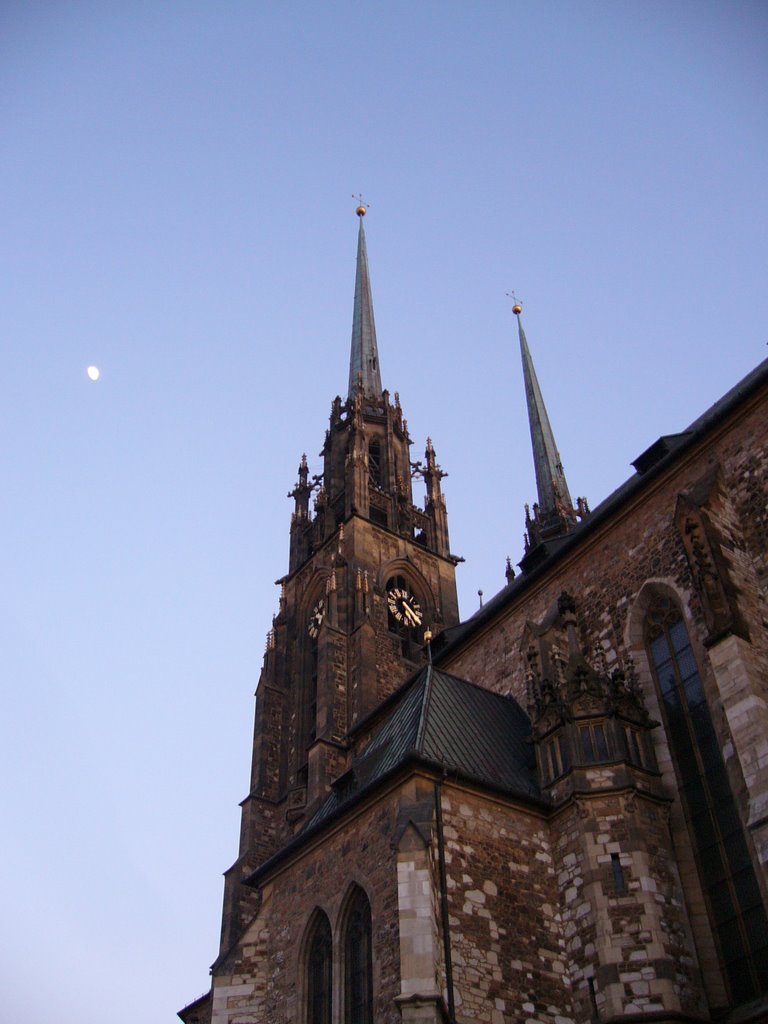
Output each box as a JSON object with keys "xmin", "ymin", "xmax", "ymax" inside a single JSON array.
[{"xmin": 304, "ymin": 665, "xmax": 541, "ymax": 833}]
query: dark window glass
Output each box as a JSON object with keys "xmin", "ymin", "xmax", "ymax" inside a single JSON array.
[
  {"xmin": 732, "ymin": 868, "xmax": 763, "ymax": 911},
  {"xmin": 594, "ymin": 723, "xmax": 609, "ymax": 760},
  {"xmin": 744, "ymin": 906, "xmax": 768, "ymax": 947},
  {"xmin": 298, "ymin": 626, "xmax": 320, "ymax": 782},
  {"xmin": 558, "ymin": 734, "xmax": 571, "ymax": 773},
  {"xmin": 369, "ymin": 504, "xmax": 388, "ymax": 528},
  {"xmin": 709, "ymin": 880, "xmax": 735, "ymax": 921},
  {"xmin": 724, "ymin": 832, "xmax": 752, "ymax": 873},
  {"xmin": 308, "ymin": 631, "xmax": 318, "ymax": 745},
  {"xmin": 625, "ymin": 726, "xmax": 643, "ymax": 767},
  {"xmin": 306, "ymin": 913, "xmax": 332, "ymax": 1024},
  {"xmin": 579, "ymin": 723, "xmax": 610, "ymax": 764},
  {"xmin": 682, "ymin": 778, "xmax": 708, "ymax": 816},
  {"xmin": 580, "ymin": 726, "xmax": 595, "ymax": 762},
  {"xmin": 729, "ymin": 959, "xmax": 756, "ymax": 1003},
  {"xmin": 368, "ymin": 440, "xmax": 383, "ymax": 488},
  {"xmin": 691, "ymin": 810, "xmax": 717, "ymax": 851},
  {"xmin": 753, "ymin": 946, "xmax": 768, "ymax": 987},
  {"xmin": 646, "ymin": 598, "xmax": 768, "ymax": 1004},
  {"xmin": 544, "ymin": 735, "xmax": 567, "ymax": 782},
  {"xmin": 344, "ymin": 888, "xmax": 373, "ymax": 1024}
]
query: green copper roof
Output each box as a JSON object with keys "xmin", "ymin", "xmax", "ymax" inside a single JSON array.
[
  {"xmin": 517, "ymin": 312, "xmax": 574, "ymax": 516},
  {"xmin": 348, "ymin": 214, "xmax": 382, "ymax": 401}
]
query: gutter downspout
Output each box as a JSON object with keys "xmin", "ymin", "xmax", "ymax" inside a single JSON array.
[{"xmin": 434, "ymin": 779, "xmax": 456, "ymax": 1022}]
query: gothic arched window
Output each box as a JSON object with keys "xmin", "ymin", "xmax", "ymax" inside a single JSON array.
[
  {"xmin": 343, "ymin": 887, "xmax": 373, "ymax": 1024},
  {"xmin": 305, "ymin": 911, "xmax": 332, "ymax": 1024},
  {"xmin": 297, "ymin": 594, "xmax": 325, "ymax": 786},
  {"xmin": 645, "ymin": 598, "xmax": 768, "ymax": 1003},
  {"xmin": 368, "ymin": 439, "xmax": 383, "ymax": 489},
  {"xmin": 307, "ymin": 627, "xmax": 319, "ymax": 747}
]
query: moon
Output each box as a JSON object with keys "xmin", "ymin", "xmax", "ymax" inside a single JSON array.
[{"xmin": 87, "ymin": 366, "xmax": 101, "ymax": 381}]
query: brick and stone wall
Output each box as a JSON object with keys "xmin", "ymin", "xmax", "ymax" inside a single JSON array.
[
  {"xmin": 441, "ymin": 386, "xmax": 768, "ymax": 1018},
  {"xmin": 211, "ymin": 786, "xmax": 404, "ymax": 1024},
  {"xmin": 437, "ymin": 784, "xmax": 573, "ymax": 1024}
]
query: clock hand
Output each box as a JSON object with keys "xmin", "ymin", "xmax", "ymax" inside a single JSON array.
[{"xmin": 403, "ymin": 603, "xmax": 418, "ymax": 626}]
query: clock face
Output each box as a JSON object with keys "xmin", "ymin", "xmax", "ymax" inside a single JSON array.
[
  {"xmin": 387, "ymin": 587, "xmax": 423, "ymax": 628},
  {"xmin": 308, "ymin": 599, "xmax": 325, "ymax": 638}
]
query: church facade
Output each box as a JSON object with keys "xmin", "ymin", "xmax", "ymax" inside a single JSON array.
[{"xmin": 180, "ymin": 210, "xmax": 768, "ymax": 1024}]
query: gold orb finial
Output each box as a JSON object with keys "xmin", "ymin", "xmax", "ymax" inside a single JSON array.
[
  {"xmin": 356, "ymin": 205, "xmax": 366, "ymax": 217},
  {"xmin": 353, "ymin": 193, "xmax": 367, "ymax": 217},
  {"xmin": 507, "ymin": 290, "xmax": 523, "ymax": 315}
]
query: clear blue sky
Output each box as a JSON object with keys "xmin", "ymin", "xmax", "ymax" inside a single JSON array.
[{"xmin": 1, "ymin": 3, "xmax": 766, "ymax": 1021}]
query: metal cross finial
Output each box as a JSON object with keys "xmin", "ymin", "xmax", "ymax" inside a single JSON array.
[
  {"xmin": 352, "ymin": 193, "xmax": 369, "ymax": 216},
  {"xmin": 506, "ymin": 290, "xmax": 523, "ymax": 314}
]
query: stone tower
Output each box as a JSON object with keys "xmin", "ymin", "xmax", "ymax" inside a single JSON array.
[
  {"xmin": 180, "ymin": 225, "xmax": 768, "ymax": 1024},
  {"xmin": 217, "ymin": 205, "xmax": 461, "ymax": 955}
]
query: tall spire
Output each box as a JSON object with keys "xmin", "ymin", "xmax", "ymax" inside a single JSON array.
[
  {"xmin": 348, "ymin": 204, "xmax": 383, "ymax": 401},
  {"xmin": 515, "ymin": 302, "xmax": 573, "ymax": 516},
  {"xmin": 513, "ymin": 301, "xmax": 588, "ymax": 569}
]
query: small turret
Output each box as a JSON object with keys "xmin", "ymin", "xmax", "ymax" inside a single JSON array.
[
  {"xmin": 420, "ymin": 437, "xmax": 450, "ymax": 558},
  {"xmin": 524, "ymin": 591, "xmax": 657, "ymax": 794}
]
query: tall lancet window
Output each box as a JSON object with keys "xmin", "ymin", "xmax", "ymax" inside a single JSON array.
[
  {"xmin": 305, "ymin": 912, "xmax": 332, "ymax": 1024},
  {"xmin": 307, "ymin": 628, "xmax": 319, "ymax": 746},
  {"xmin": 368, "ymin": 439, "xmax": 383, "ymax": 489},
  {"xmin": 344, "ymin": 887, "xmax": 373, "ymax": 1024},
  {"xmin": 645, "ymin": 598, "xmax": 768, "ymax": 1002},
  {"xmin": 297, "ymin": 613, "xmax": 320, "ymax": 786}
]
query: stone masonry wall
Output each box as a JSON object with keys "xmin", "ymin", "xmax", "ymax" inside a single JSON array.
[
  {"xmin": 553, "ymin": 788, "xmax": 704, "ymax": 1021},
  {"xmin": 211, "ymin": 787, "xmax": 404, "ymax": 1024},
  {"xmin": 437, "ymin": 785, "xmax": 574, "ymax": 1024}
]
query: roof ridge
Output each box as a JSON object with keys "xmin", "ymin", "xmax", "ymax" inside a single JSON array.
[{"xmin": 414, "ymin": 664, "xmax": 434, "ymax": 752}]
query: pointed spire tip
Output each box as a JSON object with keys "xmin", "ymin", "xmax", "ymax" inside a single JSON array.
[{"xmin": 348, "ymin": 198, "xmax": 382, "ymax": 400}]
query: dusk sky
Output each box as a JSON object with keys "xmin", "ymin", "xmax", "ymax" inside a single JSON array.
[{"xmin": 1, "ymin": 3, "xmax": 766, "ymax": 1022}]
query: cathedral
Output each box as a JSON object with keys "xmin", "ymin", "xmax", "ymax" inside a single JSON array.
[{"xmin": 179, "ymin": 208, "xmax": 768, "ymax": 1024}]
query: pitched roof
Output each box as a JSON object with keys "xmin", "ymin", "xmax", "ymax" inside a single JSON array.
[{"xmin": 304, "ymin": 665, "xmax": 542, "ymax": 833}]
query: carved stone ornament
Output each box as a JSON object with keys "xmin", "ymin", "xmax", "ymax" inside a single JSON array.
[
  {"xmin": 674, "ymin": 486, "xmax": 749, "ymax": 644},
  {"xmin": 608, "ymin": 662, "xmax": 650, "ymax": 725},
  {"xmin": 524, "ymin": 592, "xmax": 652, "ymax": 742}
]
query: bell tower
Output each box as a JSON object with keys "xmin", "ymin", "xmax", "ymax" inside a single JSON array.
[{"xmin": 218, "ymin": 206, "xmax": 461, "ymax": 954}]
